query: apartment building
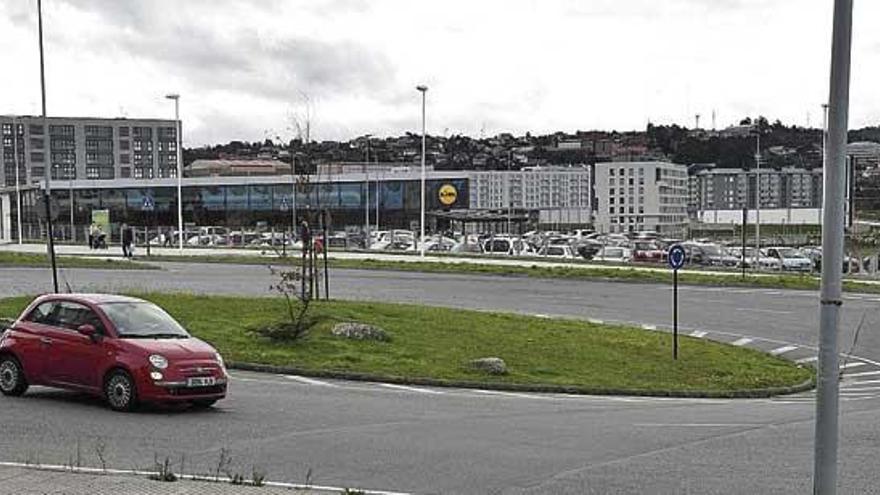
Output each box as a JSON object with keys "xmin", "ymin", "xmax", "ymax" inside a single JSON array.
[
  {"xmin": 594, "ymin": 161, "xmax": 688, "ymax": 235},
  {"xmin": 1, "ymin": 115, "xmax": 178, "ymax": 187},
  {"xmin": 689, "ymin": 167, "xmax": 823, "ymax": 211},
  {"xmin": 468, "ymin": 165, "xmax": 592, "ymax": 225}
]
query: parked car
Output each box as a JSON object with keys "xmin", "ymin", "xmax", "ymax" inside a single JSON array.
[
  {"xmin": 482, "ymin": 236, "xmax": 534, "ymax": 256},
  {"xmin": 728, "ymin": 246, "xmax": 782, "ymax": 270},
  {"xmin": 631, "ymin": 241, "xmax": 664, "ymax": 263},
  {"xmin": 764, "ymin": 247, "xmax": 813, "ymax": 272},
  {"xmin": 0, "ymin": 294, "xmax": 228, "ymax": 411},
  {"xmin": 592, "ymin": 246, "xmax": 633, "ymax": 263},
  {"xmin": 537, "ymin": 244, "xmax": 577, "ymax": 259}
]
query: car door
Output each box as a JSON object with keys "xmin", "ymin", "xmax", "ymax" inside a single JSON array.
[
  {"xmin": 42, "ymin": 301, "xmax": 108, "ymax": 392},
  {"xmin": 13, "ymin": 301, "xmax": 59, "ymax": 385}
]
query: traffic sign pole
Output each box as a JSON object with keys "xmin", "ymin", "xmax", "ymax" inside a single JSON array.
[
  {"xmin": 673, "ymin": 268, "xmax": 678, "ymax": 360},
  {"xmin": 667, "ymin": 245, "xmax": 686, "ymax": 360}
]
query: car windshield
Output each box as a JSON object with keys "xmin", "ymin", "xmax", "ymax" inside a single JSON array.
[
  {"xmin": 700, "ymin": 245, "xmax": 722, "ymax": 255},
  {"xmin": 776, "ymin": 248, "xmax": 804, "ymax": 258},
  {"xmin": 100, "ymin": 302, "xmax": 190, "ymax": 339}
]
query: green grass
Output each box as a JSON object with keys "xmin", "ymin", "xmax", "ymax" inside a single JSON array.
[
  {"xmin": 0, "ymin": 252, "xmax": 159, "ymax": 270},
  {"xmin": 0, "ymin": 294, "xmax": 812, "ymax": 394},
  {"xmin": 138, "ymin": 252, "xmax": 880, "ymax": 294}
]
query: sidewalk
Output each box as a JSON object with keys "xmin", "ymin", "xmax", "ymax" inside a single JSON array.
[{"xmin": 0, "ymin": 464, "xmax": 343, "ymax": 494}]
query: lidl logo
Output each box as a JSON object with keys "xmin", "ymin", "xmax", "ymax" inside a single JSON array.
[{"xmin": 438, "ymin": 184, "xmax": 458, "ymax": 206}]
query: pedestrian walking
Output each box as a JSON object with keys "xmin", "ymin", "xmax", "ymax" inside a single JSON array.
[
  {"xmin": 163, "ymin": 227, "xmax": 173, "ymax": 247},
  {"xmin": 121, "ymin": 223, "xmax": 134, "ymax": 259},
  {"xmin": 88, "ymin": 223, "xmax": 98, "ymax": 250}
]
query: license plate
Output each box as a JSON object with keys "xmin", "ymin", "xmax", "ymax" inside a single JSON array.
[{"xmin": 187, "ymin": 377, "xmax": 215, "ymax": 387}]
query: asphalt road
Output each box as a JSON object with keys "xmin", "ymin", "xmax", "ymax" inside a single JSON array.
[{"xmin": 3, "ymin": 263, "xmax": 880, "ymax": 493}]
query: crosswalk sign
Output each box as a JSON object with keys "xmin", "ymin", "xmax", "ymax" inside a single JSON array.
[{"xmin": 142, "ymin": 195, "xmax": 155, "ymax": 212}]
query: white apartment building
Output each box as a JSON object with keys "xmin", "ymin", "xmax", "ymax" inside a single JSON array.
[
  {"xmin": 594, "ymin": 161, "xmax": 688, "ymax": 235},
  {"xmin": 468, "ymin": 165, "xmax": 592, "ymax": 225},
  {"xmin": 1, "ymin": 115, "xmax": 178, "ymax": 187}
]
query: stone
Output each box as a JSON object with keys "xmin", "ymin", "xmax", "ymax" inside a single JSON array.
[
  {"xmin": 469, "ymin": 357, "xmax": 508, "ymax": 375},
  {"xmin": 331, "ymin": 322, "xmax": 390, "ymax": 342}
]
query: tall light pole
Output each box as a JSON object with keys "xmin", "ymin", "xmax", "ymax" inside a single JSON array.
[
  {"xmin": 12, "ymin": 116, "xmax": 22, "ymax": 244},
  {"xmin": 364, "ymin": 135, "xmax": 371, "ymax": 248},
  {"xmin": 814, "ymin": 0, "xmax": 853, "ymax": 493},
  {"xmin": 417, "ymin": 85, "xmax": 427, "ymax": 257},
  {"xmin": 165, "ymin": 94, "xmax": 183, "ymax": 251},
  {"xmin": 821, "ymin": 103, "xmax": 829, "ymax": 229},
  {"xmin": 754, "ymin": 120, "xmax": 761, "ymax": 259},
  {"xmin": 37, "ymin": 0, "xmax": 58, "ymax": 293}
]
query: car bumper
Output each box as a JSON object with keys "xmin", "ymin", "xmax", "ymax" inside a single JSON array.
[{"xmin": 137, "ymin": 368, "xmax": 228, "ymax": 402}]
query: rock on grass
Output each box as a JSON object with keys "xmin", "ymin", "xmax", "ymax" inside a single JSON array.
[
  {"xmin": 469, "ymin": 357, "xmax": 508, "ymax": 375},
  {"xmin": 332, "ymin": 322, "xmax": 390, "ymax": 342}
]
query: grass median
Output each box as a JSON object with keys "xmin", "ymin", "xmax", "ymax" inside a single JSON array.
[
  {"xmin": 0, "ymin": 252, "xmax": 159, "ymax": 270},
  {"xmin": 0, "ymin": 294, "xmax": 812, "ymax": 395},
  {"xmin": 140, "ymin": 252, "xmax": 880, "ymax": 294}
]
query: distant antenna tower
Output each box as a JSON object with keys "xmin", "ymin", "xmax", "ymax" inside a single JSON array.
[
  {"xmin": 806, "ymin": 111, "xmax": 812, "ymax": 129},
  {"xmin": 711, "ymin": 109, "xmax": 716, "ymax": 130},
  {"xmin": 695, "ymin": 114, "xmax": 701, "ymax": 129}
]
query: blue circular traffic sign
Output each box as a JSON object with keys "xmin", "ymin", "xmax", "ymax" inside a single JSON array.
[{"xmin": 668, "ymin": 245, "xmax": 686, "ymax": 270}]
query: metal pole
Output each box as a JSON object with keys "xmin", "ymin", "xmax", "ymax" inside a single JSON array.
[
  {"xmin": 322, "ymin": 209, "xmax": 329, "ymax": 299},
  {"xmin": 673, "ymin": 268, "xmax": 678, "ymax": 360},
  {"xmin": 68, "ymin": 176, "xmax": 73, "ymax": 242},
  {"xmin": 364, "ymin": 138, "xmax": 370, "ymax": 249},
  {"xmin": 13, "ymin": 116, "xmax": 22, "ymax": 244},
  {"xmin": 755, "ymin": 128, "xmax": 761, "ymax": 258},
  {"xmin": 507, "ymin": 151, "xmax": 512, "ymax": 234},
  {"xmin": 291, "ymin": 155, "xmax": 297, "ymax": 245},
  {"xmin": 741, "ymin": 207, "xmax": 747, "ymax": 278},
  {"xmin": 814, "ymin": 1, "xmax": 853, "ymax": 493},
  {"xmin": 417, "ymin": 85, "xmax": 427, "ymax": 257},
  {"xmin": 375, "ymin": 166, "xmax": 380, "ymax": 233},
  {"xmin": 37, "ymin": 0, "xmax": 58, "ymax": 293},
  {"xmin": 175, "ymin": 97, "xmax": 183, "ymax": 251}
]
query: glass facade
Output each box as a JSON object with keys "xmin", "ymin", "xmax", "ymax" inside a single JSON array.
[{"xmin": 7, "ymin": 177, "xmax": 469, "ymax": 241}]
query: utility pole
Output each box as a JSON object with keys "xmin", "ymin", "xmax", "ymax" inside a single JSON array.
[
  {"xmin": 814, "ymin": 1, "xmax": 853, "ymax": 494},
  {"xmin": 507, "ymin": 150, "xmax": 513, "ymax": 234},
  {"xmin": 364, "ymin": 136, "xmax": 371, "ymax": 249},
  {"xmin": 417, "ymin": 85, "xmax": 428, "ymax": 257},
  {"xmin": 37, "ymin": 0, "xmax": 58, "ymax": 293},
  {"xmin": 755, "ymin": 124, "xmax": 761, "ymax": 259},
  {"xmin": 12, "ymin": 116, "xmax": 23, "ymax": 244}
]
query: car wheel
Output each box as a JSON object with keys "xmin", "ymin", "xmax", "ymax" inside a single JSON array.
[
  {"xmin": 0, "ymin": 356, "xmax": 28, "ymax": 397},
  {"xmin": 190, "ymin": 399, "xmax": 217, "ymax": 410},
  {"xmin": 104, "ymin": 370, "xmax": 138, "ymax": 412}
]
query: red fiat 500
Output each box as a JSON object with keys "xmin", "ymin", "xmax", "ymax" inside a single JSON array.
[{"xmin": 0, "ymin": 294, "xmax": 227, "ymax": 411}]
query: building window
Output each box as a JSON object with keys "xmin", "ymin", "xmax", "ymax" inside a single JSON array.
[
  {"xmin": 120, "ymin": 140, "xmax": 130, "ymax": 151},
  {"xmin": 120, "ymin": 154, "xmax": 130, "ymax": 164},
  {"xmin": 118, "ymin": 126, "xmax": 129, "ymax": 137},
  {"xmin": 610, "ymin": 197, "xmax": 615, "ymax": 204},
  {"xmin": 30, "ymin": 152, "xmax": 44, "ymax": 162},
  {"xmin": 29, "ymin": 124, "xmax": 44, "ymax": 135}
]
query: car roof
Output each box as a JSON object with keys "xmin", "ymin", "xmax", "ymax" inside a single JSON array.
[{"xmin": 36, "ymin": 293, "xmax": 148, "ymax": 305}]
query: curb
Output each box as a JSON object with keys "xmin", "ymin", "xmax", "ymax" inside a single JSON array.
[{"xmin": 228, "ymin": 361, "xmax": 816, "ymax": 400}]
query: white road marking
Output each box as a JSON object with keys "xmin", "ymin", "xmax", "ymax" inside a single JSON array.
[
  {"xmin": 284, "ymin": 375, "xmax": 339, "ymax": 387},
  {"xmin": 770, "ymin": 345, "xmax": 798, "ymax": 356},
  {"xmin": 533, "ymin": 313, "xmax": 551, "ymax": 319},
  {"xmin": 732, "ymin": 337, "xmax": 753, "ymax": 347},
  {"xmin": 840, "ymin": 380, "xmax": 880, "ymax": 388},
  {"xmin": 689, "ymin": 331, "xmax": 708, "ymax": 338},
  {"xmin": 795, "ymin": 356, "xmax": 818, "ymax": 364},
  {"xmin": 735, "ymin": 307, "xmax": 792, "ymax": 315},
  {"xmin": 378, "ymin": 383, "xmax": 445, "ymax": 395},
  {"xmin": 633, "ymin": 423, "xmax": 763, "ymax": 428},
  {"xmin": 469, "ymin": 389, "xmax": 547, "ymax": 400},
  {"xmin": 588, "ymin": 318, "xmax": 604, "ymax": 325},
  {"xmin": 841, "ymin": 361, "xmax": 867, "ymax": 370},
  {"xmin": 0, "ymin": 462, "xmax": 413, "ymax": 495},
  {"xmin": 842, "ymin": 370, "xmax": 880, "ymax": 379},
  {"xmin": 762, "ymin": 291, "xmax": 782, "ymax": 295},
  {"xmin": 641, "ymin": 324, "xmax": 657, "ymax": 331}
]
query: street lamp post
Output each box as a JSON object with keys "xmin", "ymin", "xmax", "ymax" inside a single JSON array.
[
  {"xmin": 12, "ymin": 116, "xmax": 22, "ymax": 244},
  {"xmin": 37, "ymin": 0, "xmax": 58, "ymax": 293},
  {"xmin": 814, "ymin": 1, "xmax": 853, "ymax": 493},
  {"xmin": 416, "ymin": 85, "xmax": 428, "ymax": 257},
  {"xmin": 165, "ymin": 94, "xmax": 183, "ymax": 252},
  {"xmin": 754, "ymin": 122, "xmax": 761, "ymax": 259},
  {"xmin": 364, "ymin": 136, "xmax": 371, "ymax": 249}
]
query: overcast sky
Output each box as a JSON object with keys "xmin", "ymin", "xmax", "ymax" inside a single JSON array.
[{"xmin": 1, "ymin": 0, "xmax": 878, "ymax": 146}]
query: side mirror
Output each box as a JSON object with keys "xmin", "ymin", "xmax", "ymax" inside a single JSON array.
[{"xmin": 77, "ymin": 324, "xmax": 99, "ymax": 341}]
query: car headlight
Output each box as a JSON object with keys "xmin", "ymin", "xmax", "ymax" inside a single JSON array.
[
  {"xmin": 214, "ymin": 352, "xmax": 226, "ymax": 369},
  {"xmin": 149, "ymin": 354, "xmax": 168, "ymax": 369}
]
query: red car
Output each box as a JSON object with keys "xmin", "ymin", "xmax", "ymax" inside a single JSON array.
[{"xmin": 0, "ymin": 294, "xmax": 227, "ymax": 411}]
